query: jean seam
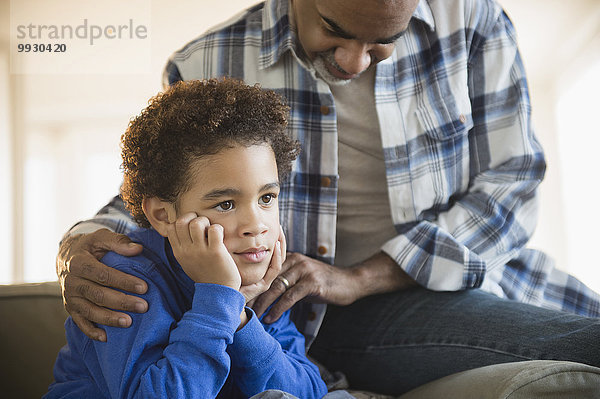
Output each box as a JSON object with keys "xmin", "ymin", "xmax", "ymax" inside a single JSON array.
[{"xmin": 322, "ymin": 343, "xmax": 536, "ymax": 361}]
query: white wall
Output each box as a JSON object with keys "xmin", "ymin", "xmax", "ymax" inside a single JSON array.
[
  {"xmin": 0, "ymin": 47, "xmax": 13, "ymax": 284},
  {"xmin": 2, "ymin": 0, "xmax": 600, "ymax": 292},
  {"xmin": 499, "ymin": 0, "xmax": 600, "ymax": 291}
]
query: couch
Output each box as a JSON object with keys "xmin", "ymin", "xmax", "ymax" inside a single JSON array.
[{"xmin": 1, "ymin": 281, "xmax": 599, "ymax": 398}]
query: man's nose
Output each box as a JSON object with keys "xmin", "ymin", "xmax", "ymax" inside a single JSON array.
[{"xmin": 334, "ymin": 42, "xmax": 373, "ymax": 75}]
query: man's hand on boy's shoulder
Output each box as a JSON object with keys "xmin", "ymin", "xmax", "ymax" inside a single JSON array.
[{"xmin": 57, "ymin": 229, "xmax": 148, "ymax": 342}]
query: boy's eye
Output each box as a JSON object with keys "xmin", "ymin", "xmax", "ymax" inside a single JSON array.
[
  {"xmin": 215, "ymin": 201, "xmax": 234, "ymax": 211},
  {"xmin": 259, "ymin": 194, "xmax": 275, "ymax": 205}
]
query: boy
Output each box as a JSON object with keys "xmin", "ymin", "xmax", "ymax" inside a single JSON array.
[{"xmin": 45, "ymin": 79, "xmax": 328, "ymax": 398}]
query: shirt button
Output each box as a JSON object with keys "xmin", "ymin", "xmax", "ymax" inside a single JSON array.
[
  {"xmin": 320, "ymin": 105, "xmax": 330, "ymax": 115},
  {"xmin": 318, "ymin": 246, "xmax": 328, "ymax": 255},
  {"xmin": 307, "ymin": 311, "xmax": 317, "ymax": 321},
  {"xmin": 459, "ymin": 114, "xmax": 467, "ymax": 124},
  {"xmin": 321, "ymin": 177, "xmax": 331, "ymax": 187}
]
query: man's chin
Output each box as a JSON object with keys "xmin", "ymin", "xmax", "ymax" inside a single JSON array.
[{"xmin": 313, "ymin": 57, "xmax": 355, "ymax": 86}]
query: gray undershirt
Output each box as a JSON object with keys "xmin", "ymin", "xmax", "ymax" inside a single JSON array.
[{"xmin": 330, "ymin": 67, "xmax": 398, "ymax": 267}]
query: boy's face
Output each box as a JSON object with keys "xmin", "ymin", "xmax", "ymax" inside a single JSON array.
[{"xmin": 171, "ymin": 144, "xmax": 281, "ymax": 286}]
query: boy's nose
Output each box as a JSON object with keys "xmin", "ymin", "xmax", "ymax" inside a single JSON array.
[
  {"xmin": 243, "ymin": 225, "xmax": 268, "ymax": 237},
  {"xmin": 240, "ymin": 210, "xmax": 268, "ymax": 237}
]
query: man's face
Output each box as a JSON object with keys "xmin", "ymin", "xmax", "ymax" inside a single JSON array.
[
  {"xmin": 292, "ymin": 0, "xmax": 419, "ymax": 85},
  {"xmin": 173, "ymin": 144, "xmax": 281, "ymax": 286}
]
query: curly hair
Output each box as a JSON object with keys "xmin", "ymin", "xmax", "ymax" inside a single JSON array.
[{"xmin": 120, "ymin": 78, "xmax": 300, "ymax": 228}]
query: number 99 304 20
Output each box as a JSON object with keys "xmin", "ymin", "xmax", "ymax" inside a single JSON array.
[{"xmin": 17, "ymin": 43, "xmax": 66, "ymax": 53}]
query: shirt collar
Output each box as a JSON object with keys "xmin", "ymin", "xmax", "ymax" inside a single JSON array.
[
  {"xmin": 259, "ymin": 0, "xmax": 436, "ymax": 69},
  {"xmin": 258, "ymin": 0, "xmax": 297, "ymax": 69},
  {"xmin": 413, "ymin": 0, "xmax": 436, "ymax": 31}
]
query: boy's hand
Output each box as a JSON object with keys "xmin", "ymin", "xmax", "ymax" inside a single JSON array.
[
  {"xmin": 240, "ymin": 226, "xmax": 286, "ymax": 305},
  {"xmin": 166, "ymin": 213, "xmax": 241, "ymax": 290}
]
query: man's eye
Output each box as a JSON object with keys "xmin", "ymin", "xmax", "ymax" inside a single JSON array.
[
  {"xmin": 324, "ymin": 27, "xmax": 347, "ymax": 40},
  {"xmin": 259, "ymin": 194, "xmax": 275, "ymax": 205},
  {"xmin": 215, "ymin": 201, "xmax": 234, "ymax": 211}
]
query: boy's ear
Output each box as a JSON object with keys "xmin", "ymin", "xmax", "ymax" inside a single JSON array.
[{"xmin": 142, "ymin": 197, "xmax": 175, "ymax": 237}]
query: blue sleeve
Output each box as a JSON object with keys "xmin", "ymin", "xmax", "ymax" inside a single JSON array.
[
  {"xmin": 51, "ymin": 267, "xmax": 245, "ymax": 399},
  {"xmin": 104, "ymin": 281, "xmax": 244, "ymax": 398},
  {"xmin": 227, "ymin": 309, "xmax": 328, "ymax": 399},
  {"xmin": 45, "ymin": 335, "xmax": 105, "ymax": 399}
]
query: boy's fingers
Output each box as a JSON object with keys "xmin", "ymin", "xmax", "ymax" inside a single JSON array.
[
  {"xmin": 238, "ymin": 242, "xmax": 283, "ymax": 304},
  {"xmin": 165, "ymin": 222, "xmax": 179, "ymax": 246},
  {"xmin": 262, "ymin": 242, "xmax": 282, "ymax": 284},
  {"xmin": 207, "ymin": 224, "xmax": 225, "ymax": 248},
  {"xmin": 66, "ymin": 253, "xmax": 147, "ymax": 294},
  {"xmin": 279, "ymin": 225, "xmax": 287, "ymax": 263},
  {"xmin": 175, "ymin": 212, "xmax": 198, "ymax": 245},
  {"xmin": 272, "ymin": 241, "xmax": 282, "ymax": 267},
  {"xmin": 189, "ymin": 216, "xmax": 211, "ymax": 245}
]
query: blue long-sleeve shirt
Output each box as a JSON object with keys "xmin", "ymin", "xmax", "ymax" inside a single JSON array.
[{"xmin": 46, "ymin": 228, "xmax": 327, "ymax": 399}]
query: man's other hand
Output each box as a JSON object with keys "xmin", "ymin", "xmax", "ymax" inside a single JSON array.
[
  {"xmin": 56, "ymin": 229, "xmax": 147, "ymax": 342},
  {"xmin": 251, "ymin": 253, "xmax": 361, "ymax": 323},
  {"xmin": 251, "ymin": 251, "xmax": 417, "ymax": 323}
]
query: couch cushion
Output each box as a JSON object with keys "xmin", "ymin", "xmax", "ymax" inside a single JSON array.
[
  {"xmin": 398, "ymin": 360, "xmax": 600, "ymax": 398},
  {"xmin": 0, "ymin": 281, "xmax": 68, "ymax": 398}
]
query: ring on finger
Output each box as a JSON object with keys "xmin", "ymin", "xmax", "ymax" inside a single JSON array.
[{"xmin": 276, "ymin": 275, "xmax": 291, "ymax": 291}]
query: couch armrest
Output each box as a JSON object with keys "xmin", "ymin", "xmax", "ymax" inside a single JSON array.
[{"xmin": 0, "ymin": 281, "xmax": 68, "ymax": 398}]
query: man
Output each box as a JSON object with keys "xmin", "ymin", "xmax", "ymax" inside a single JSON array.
[{"xmin": 57, "ymin": 0, "xmax": 600, "ymax": 394}]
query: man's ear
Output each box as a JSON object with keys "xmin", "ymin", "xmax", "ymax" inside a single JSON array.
[{"xmin": 142, "ymin": 197, "xmax": 175, "ymax": 237}]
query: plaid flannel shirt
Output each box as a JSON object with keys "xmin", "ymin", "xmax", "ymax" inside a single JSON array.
[{"xmin": 72, "ymin": 0, "xmax": 599, "ymax": 343}]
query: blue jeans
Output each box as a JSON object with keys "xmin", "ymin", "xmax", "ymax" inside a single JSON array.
[{"xmin": 308, "ymin": 287, "xmax": 600, "ymax": 396}]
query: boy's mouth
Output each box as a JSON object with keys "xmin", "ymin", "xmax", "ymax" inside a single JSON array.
[{"xmin": 234, "ymin": 247, "xmax": 269, "ymax": 263}]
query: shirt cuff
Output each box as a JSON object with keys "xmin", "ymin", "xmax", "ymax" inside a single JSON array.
[
  {"xmin": 381, "ymin": 231, "xmax": 467, "ymax": 291},
  {"xmin": 228, "ymin": 307, "xmax": 279, "ymax": 369},
  {"xmin": 66, "ymin": 222, "xmax": 113, "ymax": 237},
  {"xmin": 188, "ymin": 283, "xmax": 245, "ymax": 333}
]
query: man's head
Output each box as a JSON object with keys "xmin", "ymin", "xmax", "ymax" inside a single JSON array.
[
  {"xmin": 292, "ymin": 0, "xmax": 419, "ymax": 84},
  {"xmin": 120, "ymin": 79, "xmax": 300, "ymax": 282}
]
